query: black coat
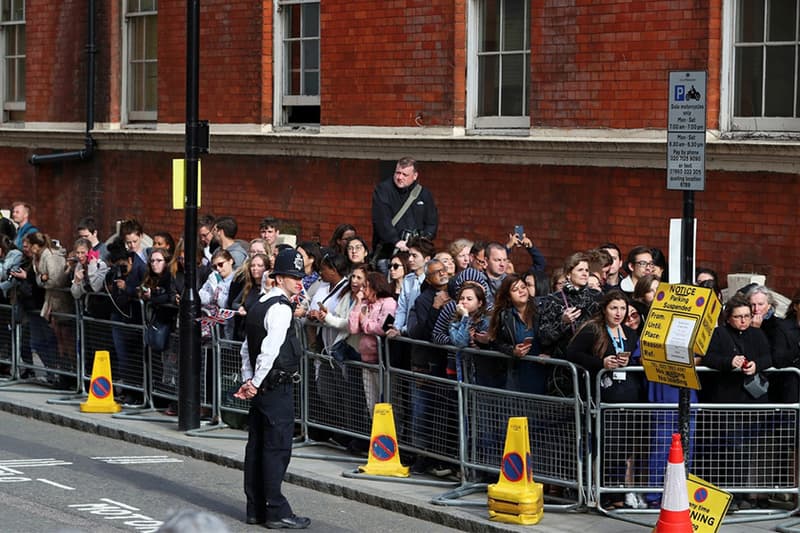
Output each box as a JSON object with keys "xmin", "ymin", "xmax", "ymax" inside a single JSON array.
[
  {"xmin": 538, "ymin": 284, "xmax": 602, "ymax": 356},
  {"xmin": 371, "ymin": 179, "xmax": 438, "ymax": 259},
  {"xmin": 703, "ymin": 324, "xmax": 772, "ymax": 403},
  {"xmin": 406, "ymin": 282, "xmax": 447, "ymax": 369}
]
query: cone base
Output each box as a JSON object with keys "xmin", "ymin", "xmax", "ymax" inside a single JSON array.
[
  {"xmin": 488, "ymin": 509, "xmax": 543, "ymax": 525},
  {"xmin": 488, "ymin": 481, "xmax": 543, "ymax": 505},
  {"xmin": 80, "ymin": 401, "xmax": 122, "ymax": 414},
  {"xmin": 654, "ymin": 508, "xmax": 692, "ymax": 533},
  {"xmin": 489, "ymin": 497, "xmax": 543, "ymax": 515},
  {"xmin": 357, "ymin": 464, "xmax": 410, "ymax": 478}
]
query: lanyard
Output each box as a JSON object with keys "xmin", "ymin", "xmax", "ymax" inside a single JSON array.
[{"xmin": 607, "ymin": 325, "xmax": 624, "ymax": 354}]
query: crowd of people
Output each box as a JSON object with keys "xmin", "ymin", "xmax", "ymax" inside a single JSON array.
[{"xmin": 1, "ymin": 157, "xmax": 798, "ymax": 517}]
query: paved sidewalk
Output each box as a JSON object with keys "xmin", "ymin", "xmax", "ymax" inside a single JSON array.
[{"xmin": 0, "ymin": 383, "xmax": 792, "ymax": 532}]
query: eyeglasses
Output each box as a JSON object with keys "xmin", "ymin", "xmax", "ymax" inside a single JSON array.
[
  {"xmin": 389, "ymin": 263, "xmax": 403, "ymax": 270},
  {"xmin": 214, "ymin": 261, "xmax": 228, "ymax": 269},
  {"xmin": 150, "ymin": 258, "xmax": 165, "ymax": 263},
  {"xmin": 635, "ymin": 261, "xmax": 655, "ymax": 268},
  {"xmin": 429, "ymin": 269, "xmax": 446, "ymax": 276},
  {"xmin": 347, "ymin": 244, "xmax": 365, "ymax": 252},
  {"xmin": 731, "ymin": 314, "xmax": 752, "ymax": 320}
]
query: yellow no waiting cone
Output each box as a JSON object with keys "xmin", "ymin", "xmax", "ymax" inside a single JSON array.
[{"xmin": 80, "ymin": 350, "xmax": 122, "ymax": 413}]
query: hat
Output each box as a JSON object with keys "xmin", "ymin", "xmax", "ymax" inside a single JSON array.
[{"xmin": 270, "ymin": 248, "xmax": 305, "ymax": 279}]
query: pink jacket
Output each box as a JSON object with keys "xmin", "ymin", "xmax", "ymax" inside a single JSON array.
[{"xmin": 348, "ymin": 297, "xmax": 396, "ymax": 363}]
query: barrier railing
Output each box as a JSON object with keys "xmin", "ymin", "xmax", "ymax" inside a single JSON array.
[
  {"xmin": 2, "ymin": 295, "xmax": 799, "ymax": 524},
  {"xmin": 595, "ymin": 366, "xmax": 800, "ymax": 523}
]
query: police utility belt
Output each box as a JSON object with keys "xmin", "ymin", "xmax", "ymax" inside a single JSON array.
[{"xmin": 259, "ymin": 368, "xmax": 301, "ymax": 392}]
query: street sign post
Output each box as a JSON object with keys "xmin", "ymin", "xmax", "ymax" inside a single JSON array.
[{"xmin": 667, "ymin": 71, "xmax": 707, "ymax": 191}]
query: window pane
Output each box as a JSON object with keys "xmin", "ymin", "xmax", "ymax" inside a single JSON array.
[
  {"xmin": 303, "ymin": 71, "xmax": 319, "ymax": 96},
  {"xmin": 132, "ymin": 63, "xmax": 144, "ymax": 109},
  {"xmin": 144, "ymin": 61, "xmax": 157, "ymax": 111},
  {"xmin": 302, "ymin": 2, "xmax": 319, "ymax": 38},
  {"xmin": 5, "ymin": 57, "xmax": 14, "ymax": 100},
  {"xmin": 735, "ymin": 46, "xmax": 764, "ymax": 115},
  {"xmin": 131, "ymin": 18, "xmax": 144, "ymax": 60},
  {"xmin": 5, "ymin": 25, "xmax": 15, "ymax": 55},
  {"xmin": 1, "ymin": 0, "xmax": 9, "ymax": 22},
  {"xmin": 768, "ymin": 0, "xmax": 797, "ymax": 41},
  {"xmin": 12, "ymin": 0, "xmax": 21, "ymax": 20},
  {"xmin": 16, "ymin": 56, "xmax": 23, "ymax": 100},
  {"xmin": 764, "ymin": 45, "xmax": 795, "ymax": 115},
  {"xmin": 503, "ymin": 0, "xmax": 526, "ymax": 50},
  {"xmin": 16, "ymin": 23, "xmax": 23, "ymax": 54},
  {"xmin": 501, "ymin": 53, "xmax": 525, "ymax": 115},
  {"xmin": 303, "ymin": 39, "xmax": 318, "ymax": 70},
  {"xmin": 480, "ymin": 0, "xmax": 500, "ymax": 52},
  {"xmin": 287, "ymin": 5, "xmax": 301, "ymax": 39},
  {"xmin": 140, "ymin": 0, "xmax": 157, "ymax": 12},
  {"xmin": 145, "ymin": 16, "xmax": 157, "ymax": 59},
  {"xmin": 478, "ymin": 54, "xmax": 499, "ymax": 116},
  {"xmin": 738, "ymin": 0, "xmax": 765, "ymax": 42}
]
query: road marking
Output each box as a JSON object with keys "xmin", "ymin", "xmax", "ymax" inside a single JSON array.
[
  {"xmin": 91, "ymin": 455, "xmax": 182, "ymax": 465},
  {"xmin": 70, "ymin": 498, "xmax": 162, "ymax": 532},
  {"xmin": 37, "ymin": 478, "xmax": 75, "ymax": 490},
  {"xmin": 0, "ymin": 458, "xmax": 72, "ymax": 468}
]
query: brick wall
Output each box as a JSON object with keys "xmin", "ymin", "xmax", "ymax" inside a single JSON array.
[
  {"xmin": 4, "ymin": 150, "xmax": 798, "ymax": 295},
  {"xmin": 157, "ymin": 1, "xmax": 265, "ymax": 124},
  {"xmin": 321, "ymin": 0, "xmax": 456, "ymax": 127},
  {"xmin": 531, "ymin": 0, "xmax": 713, "ymax": 129}
]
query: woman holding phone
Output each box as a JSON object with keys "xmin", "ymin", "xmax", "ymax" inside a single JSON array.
[
  {"xmin": 566, "ymin": 289, "xmax": 644, "ymax": 508},
  {"xmin": 487, "ymin": 273, "xmax": 547, "ymax": 393}
]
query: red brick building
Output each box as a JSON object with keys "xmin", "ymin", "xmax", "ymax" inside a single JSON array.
[{"xmin": 1, "ymin": 0, "xmax": 798, "ymax": 293}]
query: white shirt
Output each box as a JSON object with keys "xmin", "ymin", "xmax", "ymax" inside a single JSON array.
[{"xmin": 239, "ymin": 287, "xmax": 293, "ymax": 388}]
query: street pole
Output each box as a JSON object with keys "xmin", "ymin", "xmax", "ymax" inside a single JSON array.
[
  {"xmin": 179, "ymin": 0, "xmax": 202, "ymax": 431},
  {"xmin": 678, "ymin": 190, "xmax": 695, "ymax": 461}
]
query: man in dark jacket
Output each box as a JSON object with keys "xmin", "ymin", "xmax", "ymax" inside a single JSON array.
[
  {"xmin": 371, "ymin": 157, "xmax": 438, "ymax": 271},
  {"xmin": 404, "ymin": 259, "xmax": 450, "ymax": 474}
]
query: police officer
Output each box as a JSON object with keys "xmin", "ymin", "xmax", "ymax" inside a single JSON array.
[{"xmin": 234, "ymin": 248, "xmax": 310, "ymax": 529}]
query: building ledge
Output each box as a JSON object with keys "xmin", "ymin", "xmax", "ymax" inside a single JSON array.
[{"xmin": 5, "ymin": 126, "xmax": 800, "ymax": 174}]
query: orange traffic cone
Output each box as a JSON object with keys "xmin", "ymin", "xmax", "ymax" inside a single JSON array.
[{"xmin": 654, "ymin": 433, "xmax": 692, "ymax": 533}]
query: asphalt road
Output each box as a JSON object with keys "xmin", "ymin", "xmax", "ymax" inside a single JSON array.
[{"xmin": 0, "ymin": 410, "xmax": 461, "ymax": 532}]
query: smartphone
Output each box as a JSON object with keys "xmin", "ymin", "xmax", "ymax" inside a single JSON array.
[
  {"xmin": 513, "ymin": 225, "xmax": 524, "ymax": 240},
  {"xmin": 522, "ymin": 337, "xmax": 533, "ymax": 346},
  {"xmin": 382, "ymin": 314, "xmax": 395, "ymax": 332}
]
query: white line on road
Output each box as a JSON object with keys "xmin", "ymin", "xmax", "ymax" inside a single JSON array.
[
  {"xmin": 37, "ymin": 478, "xmax": 75, "ymax": 490},
  {"xmin": 0, "ymin": 459, "xmax": 72, "ymax": 467},
  {"xmin": 91, "ymin": 456, "xmax": 182, "ymax": 465}
]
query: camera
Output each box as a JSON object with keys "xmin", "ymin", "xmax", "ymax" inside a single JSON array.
[
  {"xmin": 6, "ymin": 267, "xmax": 20, "ymax": 281},
  {"xmin": 109, "ymin": 263, "xmax": 129, "ymax": 281}
]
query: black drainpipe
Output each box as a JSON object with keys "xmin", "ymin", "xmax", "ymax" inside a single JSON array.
[{"xmin": 29, "ymin": 0, "xmax": 96, "ymax": 165}]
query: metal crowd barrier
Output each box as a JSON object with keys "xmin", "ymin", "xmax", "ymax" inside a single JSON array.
[
  {"xmin": 595, "ymin": 365, "xmax": 800, "ymax": 524},
  {"xmin": 3, "ymin": 294, "xmax": 800, "ymax": 524}
]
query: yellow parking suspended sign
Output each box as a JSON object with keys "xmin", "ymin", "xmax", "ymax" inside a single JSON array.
[
  {"xmin": 640, "ymin": 283, "xmax": 720, "ymax": 390},
  {"xmin": 687, "ymin": 474, "xmax": 732, "ymax": 533}
]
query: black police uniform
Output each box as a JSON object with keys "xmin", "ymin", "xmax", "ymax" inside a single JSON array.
[{"xmin": 242, "ymin": 292, "xmax": 303, "ymax": 526}]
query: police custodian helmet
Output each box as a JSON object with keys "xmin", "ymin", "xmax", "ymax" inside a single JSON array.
[{"xmin": 270, "ymin": 248, "xmax": 305, "ymax": 279}]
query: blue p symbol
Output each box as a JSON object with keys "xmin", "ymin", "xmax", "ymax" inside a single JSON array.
[{"xmin": 675, "ymin": 85, "xmax": 685, "ymax": 101}]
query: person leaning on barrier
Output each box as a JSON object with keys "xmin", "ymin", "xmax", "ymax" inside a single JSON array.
[
  {"xmin": 234, "ymin": 248, "xmax": 310, "ymax": 529},
  {"xmin": 565, "ymin": 289, "xmax": 645, "ymax": 509},
  {"xmin": 487, "ymin": 273, "xmax": 548, "ymax": 394},
  {"xmin": 777, "ymin": 289, "xmax": 800, "ymax": 402}
]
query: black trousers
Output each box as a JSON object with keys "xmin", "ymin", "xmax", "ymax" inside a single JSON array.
[{"xmin": 244, "ymin": 382, "xmax": 294, "ymax": 521}]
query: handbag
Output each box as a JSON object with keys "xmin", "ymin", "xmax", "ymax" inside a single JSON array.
[
  {"xmin": 145, "ymin": 320, "xmax": 172, "ymax": 353},
  {"xmin": 743, "ymin": 372, "xmax": 769, "ymax": 399}
]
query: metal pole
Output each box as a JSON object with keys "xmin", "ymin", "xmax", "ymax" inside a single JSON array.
[
  {"xmin": 678, "ymin": 190, "xmax": 695, "ymax": 460},
  {"xmin": 179, "ymin": 0, "xmax": 201, "ymax": 431}
]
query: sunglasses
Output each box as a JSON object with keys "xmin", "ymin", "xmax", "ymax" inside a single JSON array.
[
  {"xmin": 214, "ymin": 261, "xmax": 228, "ymax": 269},
  {"xmin": 389, "ymin": 263, "xmax": 403, "ymax": 270}
]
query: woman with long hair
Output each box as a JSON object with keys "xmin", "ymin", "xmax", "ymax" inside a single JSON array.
[
  {"xmin": 488, "ymin": 273, "xmax": 547, "ymax": 393},
  {"xmin": 349, "ymin": 271, "xmax": 396, "ymax": 414},
  {"xmin": 230, "ymin": 253, "xmax": 271, "ymax": 341},
  {"xmin": 199, "ymin": 249, "xmax": 236, "ymax": 339},
  {"xmin": 566, "ymin": 289, "xmax": 644, "ymax": 509},
  {"xmin": 329, "ymin": 224, "xmax": 356, "ymax": 256},
  {"xmin": 387, "ymin": 251, "xmax": 409, "ymax": 300}
]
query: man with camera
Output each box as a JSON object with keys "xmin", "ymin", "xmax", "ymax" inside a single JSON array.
[
  {"xmin": 234, "ymin": 248, "xmax": 310, "ymax": 529},
  {"xmin": 371, "ymin": 157, "xmax": 438, "ymax": 272}
]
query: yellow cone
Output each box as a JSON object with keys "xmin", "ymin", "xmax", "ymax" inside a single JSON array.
[
  {"xmin": 487, "ymin": 416, "xmax": 544, "ymax": 524},
  {"xmin": 80, "ymin": 351, "xmax": 122, "ymax": 413},
  {"xmin": 357, "ymin": 403, "xmax": 409, "ymax": 477}
]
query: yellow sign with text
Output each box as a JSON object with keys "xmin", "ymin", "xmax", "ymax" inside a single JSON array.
[
  {"xmin": 640, "ymin": 283, "xmax": 721, "ymax": 390},
  {"xmin": 687, "ymin": 474, "xmax": 731, "ymax": 533}
]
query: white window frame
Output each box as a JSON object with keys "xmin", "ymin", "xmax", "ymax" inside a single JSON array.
[
  {"xmin": 273, "ymin": 0, "xmax": 320, "ymax": 126},
  {"xmin": 0, "ymin": 0, "xmax": 25, "ymax": 122},
  {"xmin": 721, "ymin": 0, "xmax": 800, "ymax": 132},
  {"xmin": 122, "ymin": 0, "xmax": 157, "ymax": 124},
  {"xmin": 467, "ymin": 0, "xmax": 530, "ymax": 131}
]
